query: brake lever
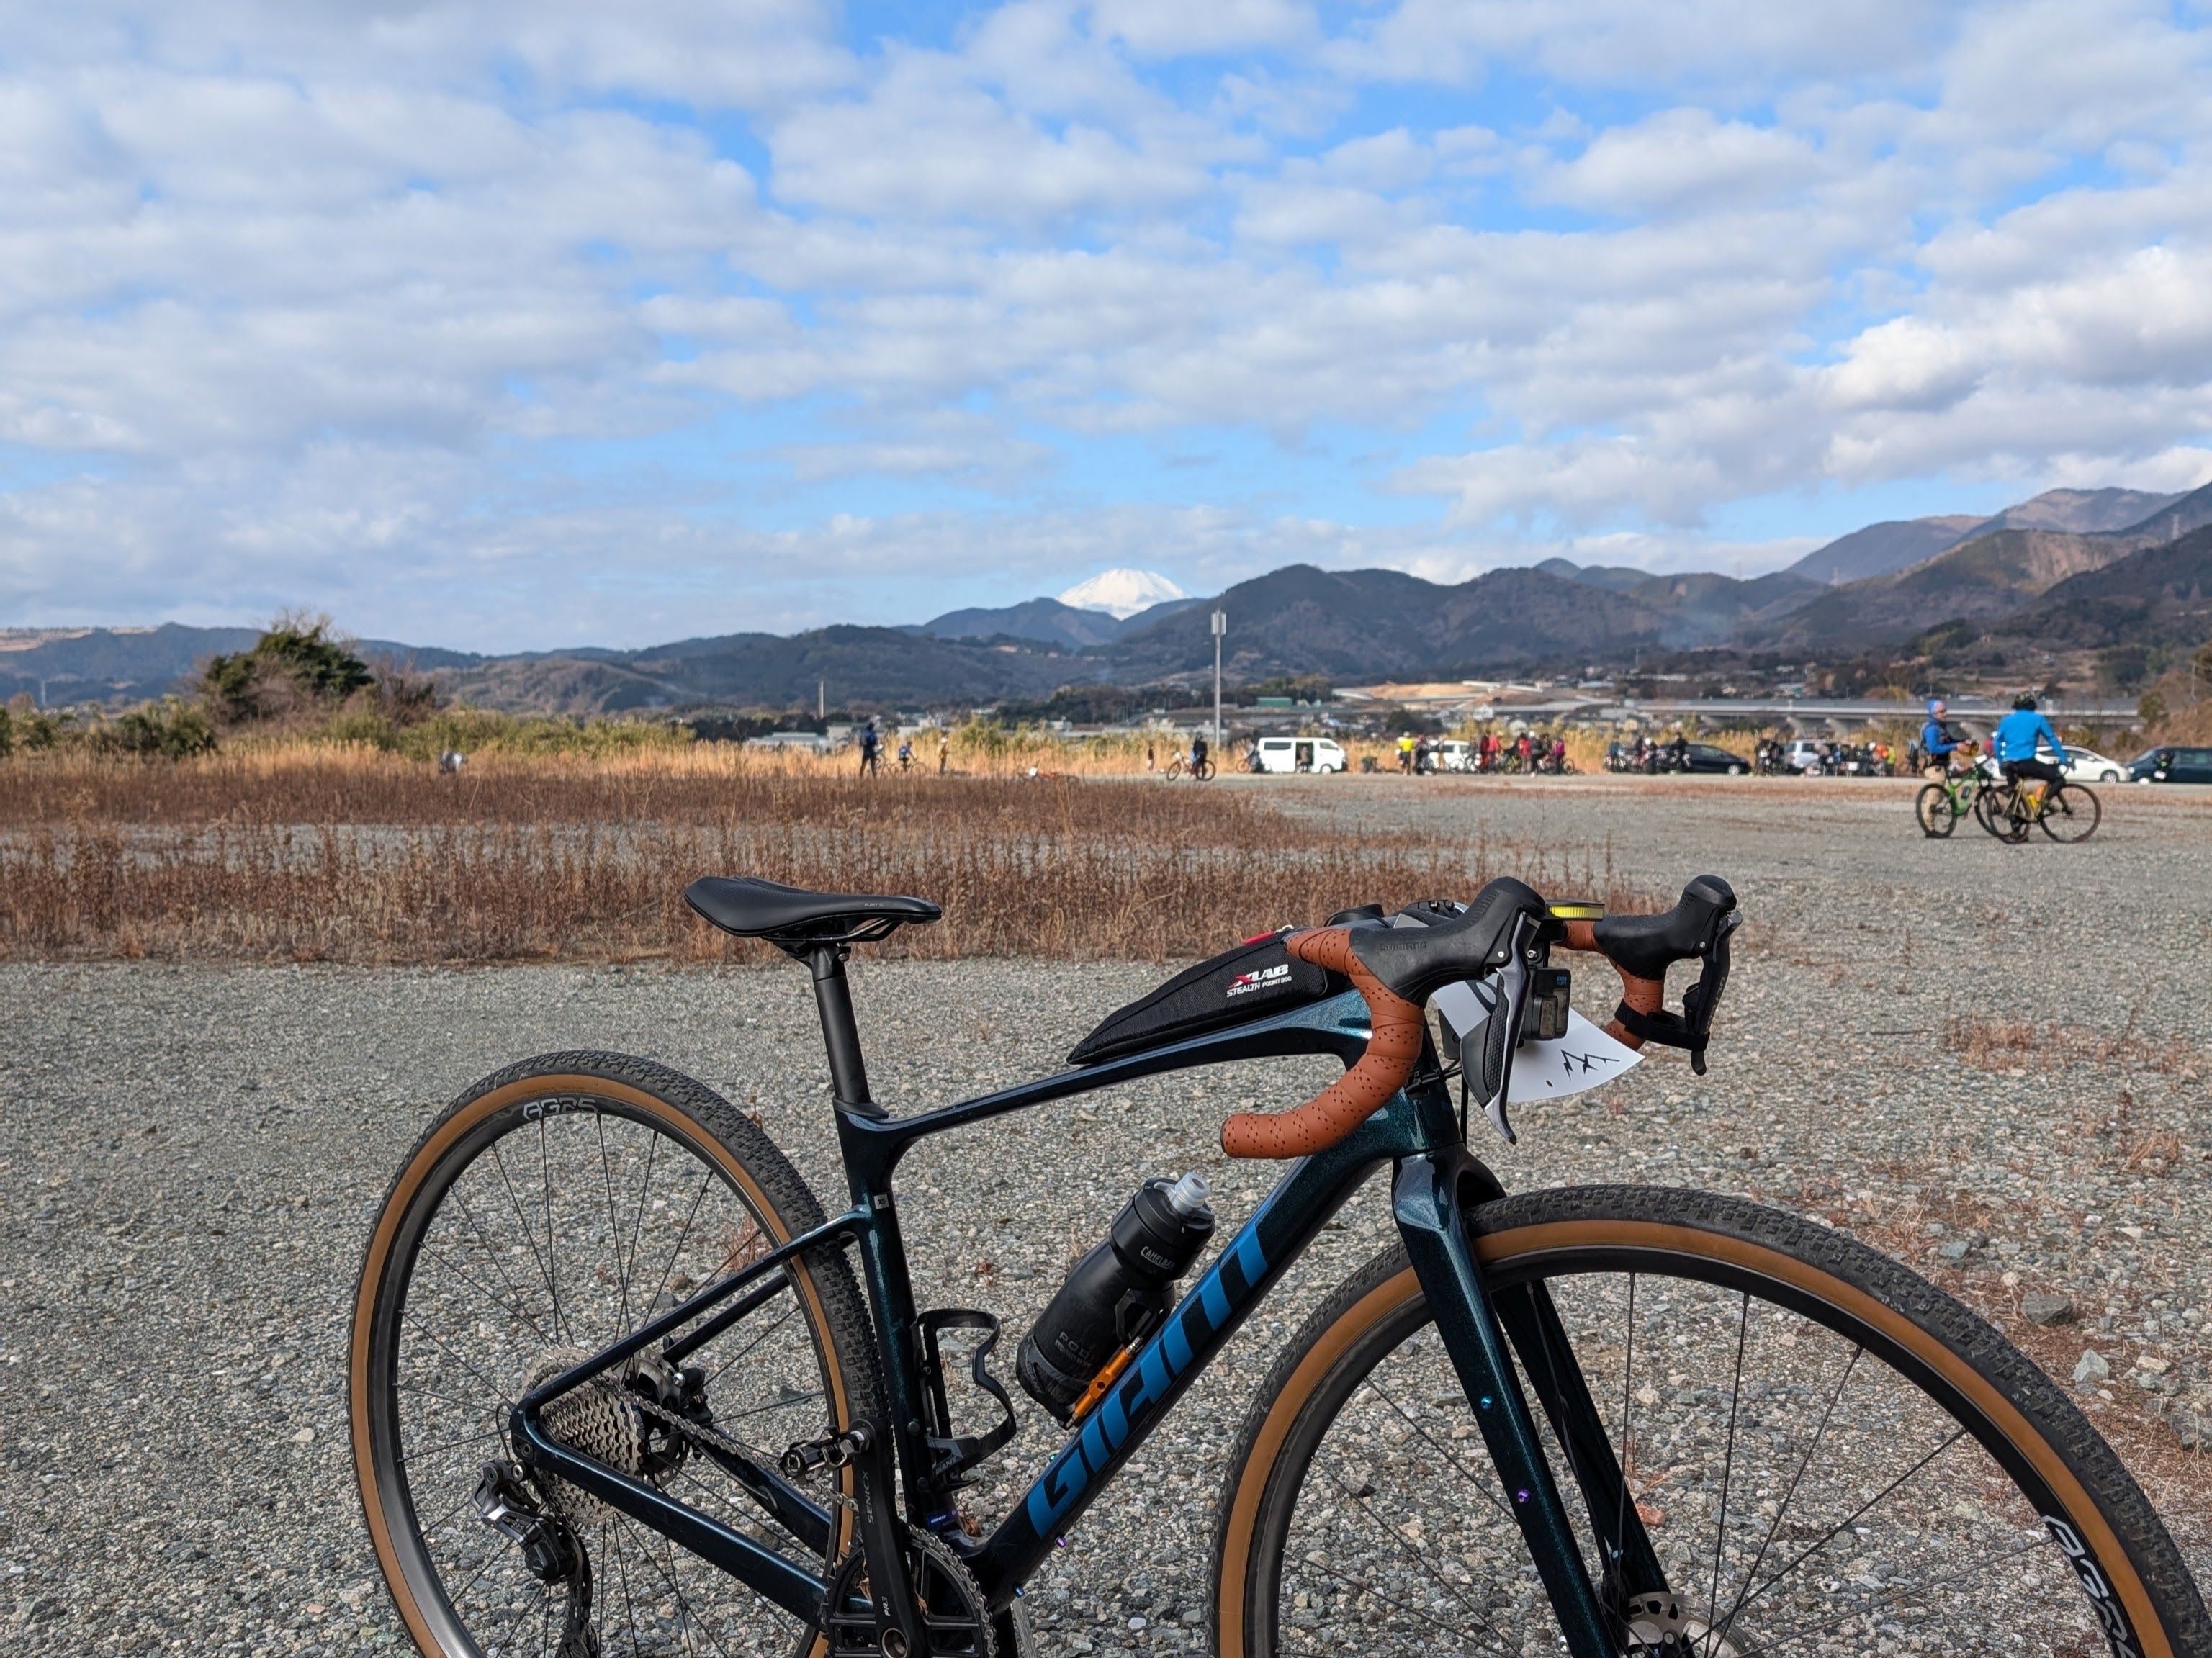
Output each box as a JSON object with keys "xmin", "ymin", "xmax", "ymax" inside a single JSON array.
[{"xmin": 1474, "ymin": 911, "xmax": 1543, "ymax": 1145}]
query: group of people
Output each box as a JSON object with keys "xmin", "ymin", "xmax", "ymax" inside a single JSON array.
[
  {"xmin": 1394, "ymin": 730, "xmax": 1569, "ymax": 773},
  {"xmin": 855, "ymin": 720, "xmax": 951, "ymax": 776},
  {"xmin": 1916, "ymin": 695, "xmax": 2069, "ymax": 796},
  {"xmin": 1606, "ymin": 732, "xmax": 1696, "ymax": 774}
]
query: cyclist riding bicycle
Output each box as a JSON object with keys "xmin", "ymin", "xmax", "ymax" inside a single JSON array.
[
  {"xmin": 1920, "ymin": 698, "xmax": 1961, "ymax": 775},
  {"xmin": 1990, "ymin": 692, "xmax": 2065, "ymax": 801}
]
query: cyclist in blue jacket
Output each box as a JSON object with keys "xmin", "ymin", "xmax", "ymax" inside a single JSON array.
[
  {"xmin": 1990, "ymin": 693, "xmax": 2066, "ymax": 799},
  {"xmin": 1920, "ymin": 699, "xmax": 1959, "ymax": 774}
]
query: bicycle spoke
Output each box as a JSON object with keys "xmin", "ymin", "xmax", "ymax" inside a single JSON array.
[
  {"xmin": 417, "ymin": 1240, "xmax": 554, "ymax": 1346},
  {"xmin": 597, "ymin": 1112, "xmax": 632, "ymax": 1331},
  {"xmin": 619, "ymin": 1128, "xmax": 660, "ymax": 1331},
  {"xmin": 1328, "ymin": 1465, "xmax": 1521, "ymax": 1651},
  {"xmin": 537, "ymin": 1117, "xmax": 564, "ymax": 1348},
  {"xmin": 640, "ymin": 1168, "xmax": 716, "ymax": 1326},
  {"xmin": 1707, "ymin": 1343, "xmax": 1861, "ymax": 1650},
  {"xmin": 609, "ymin": 1524, "xmax": 646, "ymax": 1657},
  {"xmin": 1616, "ymin": 1272, "xmax": 1637, "ymax": 1577},
  {"xmin": 1359, "ymin": 1368, "xmax": 1516, "ymax": 1526},
  {"xmin": 1699, "ymin": 1290, "xmax": 1750, "ymax": 1652},
  {"xmin": 1295, "ymin": 1549, "xmax": 1514, "ymax": 1657},
  {"xmin": 1724, "ymin": 1425, "xmax": 1969, "ymax": 1623},
  {"xmin": 490, "ymin": 1140, "xmax": 570, "ymax": 1344},
  {"xmin": 448, "ymin": 1183, "xmax": 565, "ymax": 1351},
  {"xmin": 1745, "ymin": 1531, "xmax": 2051, "ymax": 1654}
]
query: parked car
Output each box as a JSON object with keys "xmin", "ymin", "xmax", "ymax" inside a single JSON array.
[
  {"xmin": 1676, "ymin": 742, "xmax": 1751, "ymax": 775},
  {"xmin": 1250, "ymin": 736, "xmax": 1348, "ymax": 774},
  {"xmin": 1433, "ymin": 739, "xmax": 1474, "ymax": 772},
  {"xmin": 1780, "ymin": 739, "xmax": 1828, "ymax": 774},
  {"xmin": 2129, "ymin": 745, "xmax": 2212, "ymax": 785},
  {"xmin": 2062, "ymin": 745, "xmax": 2125, "ymax": 783}
]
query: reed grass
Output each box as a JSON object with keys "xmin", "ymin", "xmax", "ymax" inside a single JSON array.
[{"xmin": 0, "ymin": 747, "xmax": 1647, "ymax": 965}]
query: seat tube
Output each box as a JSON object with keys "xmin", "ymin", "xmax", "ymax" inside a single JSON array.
[
  {"xmin": 808, "ymin": 946, "xmax": 873, "ymax": 1109},
  {"xmin": 1392, "ymin": 1153, "xmax": 1615, "ymax": 1658}
]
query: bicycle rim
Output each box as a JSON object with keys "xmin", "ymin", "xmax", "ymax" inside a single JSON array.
[{"xmin": 1215, "ymin": 1187, "xmax": 2206, "ymax": 1658}]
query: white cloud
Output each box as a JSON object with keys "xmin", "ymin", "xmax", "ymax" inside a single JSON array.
[{"xmin": 6, "ymin": 0, "xmax": 2212, "ymax": 646}]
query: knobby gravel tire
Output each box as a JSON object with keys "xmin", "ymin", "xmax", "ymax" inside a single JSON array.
[{"xmin": 351, "ymin": 1050, "xmax": 883, "ymax": 1658}]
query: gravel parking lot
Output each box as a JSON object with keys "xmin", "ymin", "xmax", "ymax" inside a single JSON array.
[{"xmin": 2, "ymin": 774, "xmax": 2208, "ymax": 1654}]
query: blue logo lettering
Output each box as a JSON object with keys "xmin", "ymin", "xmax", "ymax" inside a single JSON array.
[{"xmin": 1022, "ymin": 1222, "xmax": 1269, "ymax": 1536}]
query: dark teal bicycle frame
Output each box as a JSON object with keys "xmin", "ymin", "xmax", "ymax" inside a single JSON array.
[{"xmin": 514, "ymin": 980, "xmax": 1668, "ymax": 1658}]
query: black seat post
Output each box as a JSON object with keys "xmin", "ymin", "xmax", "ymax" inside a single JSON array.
[{"xmin": 806, "ymin": 946, "xmax": 880, "ymax": 1115}]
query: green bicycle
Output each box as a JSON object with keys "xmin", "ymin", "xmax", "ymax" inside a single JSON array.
[{"xmin": 1913, "ymin": 760, "xmax": 2002, "ymax": 838}]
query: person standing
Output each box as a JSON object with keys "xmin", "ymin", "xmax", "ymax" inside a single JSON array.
[
  {"xmin": 938, "ymin": 730, "xmax": 950, "ymax": 774},
  {"xmin": 859, "ymin": 720, "xmax": 881, "ymax": 778},
  {"xmin": 1920, "ymin": 699, "xmax": 1960, "ymax": 776}
]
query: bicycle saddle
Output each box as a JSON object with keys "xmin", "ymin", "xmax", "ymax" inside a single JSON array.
[{"xmin": 685, "ymin": 877, "xmax": 941, "ymax": 945}]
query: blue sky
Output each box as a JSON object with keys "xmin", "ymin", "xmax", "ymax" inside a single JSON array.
[{"xmin": 4, "ymin": 0, "xmax": 2212, "ymax": 650}]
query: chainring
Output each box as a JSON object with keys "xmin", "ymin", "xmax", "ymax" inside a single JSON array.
[{"xmin": 824, "ymin": 1529, "xmax": 994, "ymax": 1658}]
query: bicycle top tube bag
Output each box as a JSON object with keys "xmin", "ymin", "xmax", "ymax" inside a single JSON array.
[{"xmin": 1066, "ymin": 930, "xmax": 1344, "ymax": 1065}]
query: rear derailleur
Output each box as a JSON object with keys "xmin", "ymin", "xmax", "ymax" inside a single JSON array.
[{"xmin": 474, "ymin": 1461, "xmax": 597, "ymax": 1657}]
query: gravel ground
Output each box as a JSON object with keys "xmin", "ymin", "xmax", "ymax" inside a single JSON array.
[{"xmin": 2, "ymin": 773, "xmax": 2208, "ymax": 1654}]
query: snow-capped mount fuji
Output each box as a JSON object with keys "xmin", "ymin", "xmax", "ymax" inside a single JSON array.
[
  {"xmin": 919, "ymin": 569, "xmax": 1200, "ymax": 648},
  {"xmin": 1057, "ymin": 568, "xmax": 1187, "ymax": 619}
]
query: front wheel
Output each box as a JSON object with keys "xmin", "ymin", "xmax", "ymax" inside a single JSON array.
[
  {"xmin": 1211, "ymin": 1185, "xmax": 2208, "ymax": 1658},
  {"xmin": 2041, "ymin": 783, "xmax": 2101, "ymax": 843},
  {"xmin": 1195, "ymin": 758, "xmax": 1217, "ymax": 780}
]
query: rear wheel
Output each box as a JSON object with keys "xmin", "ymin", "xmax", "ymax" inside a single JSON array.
[
  {"xmin": 1915, "ymin": 783, "xmax": 1958, "ymax": 838},
  {"xmin": 1976, "ymin": 783, "xmax": 2027, "ymax": 842},
  {"xmin": 2041, "ymin": 783, "xmax": 2101, "ymax": 844},
  {"xmin": 1212, "ymin": 1185, "xmax": 2208, "ymax": 1658},
  {"xmin": 353, "ymin": 1052, "xmax": 881, "ymax": 1658}
]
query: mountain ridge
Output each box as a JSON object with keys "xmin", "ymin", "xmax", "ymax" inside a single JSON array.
[{"xmin": 13, "ymin": 484, "xmax": 2211, "ymax": 711}]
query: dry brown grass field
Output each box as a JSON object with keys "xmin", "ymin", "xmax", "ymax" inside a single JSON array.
[{"xmin": 0, "ymin": 745, "xmax": 1647, "ymax": 964}]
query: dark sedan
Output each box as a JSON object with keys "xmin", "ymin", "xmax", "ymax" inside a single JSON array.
[
  {"xmin": 1671, "ymin": 742, "xmax": 1752, "ymax": 775},
  {"xmin": 2130, "ymin": 745, "xmax": 2212, "ymax": 784}
]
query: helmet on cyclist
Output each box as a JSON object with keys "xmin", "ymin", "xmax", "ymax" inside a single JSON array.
[
  {"xmin": 1927, "ymin": 698, "xmax": 1947, "ymax": 716},
  {"xmin": 2013, "ymin": 692, "xmax": 2036, "ymax": 711}
]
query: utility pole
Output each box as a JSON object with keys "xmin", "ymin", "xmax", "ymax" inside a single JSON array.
[
  {"xmin": 818, "ymin": 679, "xmax": 825, "ymax": 722},
  {"xmin": 1211, "ymin": 608, "xmax": 1226, "ymax": 757}
]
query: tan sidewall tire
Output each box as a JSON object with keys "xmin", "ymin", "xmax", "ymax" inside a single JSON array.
[
  {"xmin": 1211, "ymin": 1189, "xmax": 2207, "ymax": 1658},
  {"xmin": 351, "ymin": 1055, "xmax": 875, "ymax": 1658}
]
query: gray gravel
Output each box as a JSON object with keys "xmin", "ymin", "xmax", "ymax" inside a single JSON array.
[{"xmin": 2, "ymin": 774, "xmax": 2208, "ymax": 1654}]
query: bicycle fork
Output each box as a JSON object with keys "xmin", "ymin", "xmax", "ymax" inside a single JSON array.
[{"xmin": 1393, "ymin": 1151, "xmax": 1671, "ymax": 1657}]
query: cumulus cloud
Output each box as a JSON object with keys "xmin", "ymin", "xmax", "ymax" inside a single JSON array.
[{"xmin": 5, "ymin": 0, "xmax": 2212, "ymax": 645}]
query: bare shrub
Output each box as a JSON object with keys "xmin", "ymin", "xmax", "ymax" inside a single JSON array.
[{"xmin": 0, "ymin": 749, "xmax": 1654, "ymax": 965}]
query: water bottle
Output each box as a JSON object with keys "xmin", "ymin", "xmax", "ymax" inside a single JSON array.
[{"xmin": 1015, "ymin": 1173, "xmax": 1215, "ymax": 1423}]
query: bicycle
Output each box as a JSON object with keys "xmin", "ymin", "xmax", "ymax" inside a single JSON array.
[
  {"xmin": 1163, "ymin": 753, "xmax": 1215, "ymax": 780},
  {"xmin": 1978, "ymin": 773, "xmax": 2103, "ymax": 844},
  {"xmin": 351, "ymin": 873, "xmax": 2208, "ymax": 1658},
  {"xmin": 1914, "ymin": 758, "xmax": 2001, "ymax": 838}
]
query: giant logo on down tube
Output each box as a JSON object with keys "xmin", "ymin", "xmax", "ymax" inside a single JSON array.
[{"xmin": 1025, "ymin": 1226, "xmax": 1268, "ymax": 1536}]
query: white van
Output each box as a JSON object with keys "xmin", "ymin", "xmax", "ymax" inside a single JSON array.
[
  {"xmin": 1434, "ymin": 740, "xmax": 1474, "ymax": 772},
  {"xmin": 1250, "ymin": 736, "xmax": 1347, "ymax": 774}
]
